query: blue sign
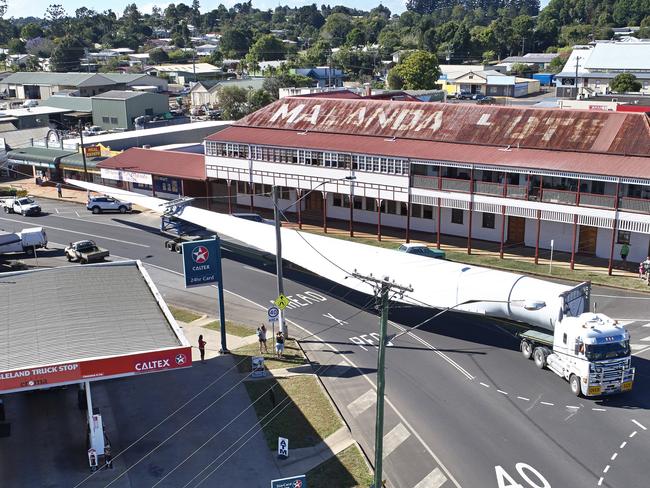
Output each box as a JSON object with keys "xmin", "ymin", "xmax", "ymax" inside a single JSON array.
[
  {"xmin": 271, "ymin": 475, "xmax": 307, "ymax": 488},
  {"xmin": 182, "ymin": 237, "xmax": 221, "ymax": 288}
]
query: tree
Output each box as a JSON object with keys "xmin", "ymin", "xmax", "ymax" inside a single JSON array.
[
  {"xmin": 346, "ymin": 27, "xmax": 366, "ymax": 47},
  {"xmin": 321, "ymin": 13, "xmax": 353, "ymax": 47},
  {"xmin": 262, "ymin": 73, "xmax": 314, "ymax": 98},
  {"xmin": 217, "ymin": 85, "xmax": 249, "ymax": 120},
  {"xmin": 26, "ymin": 37, "xmax": 55, "ymax": 57},
  {"xmin": 148, "ymin": 48, "xmax": 169, "ymax": 64},
  {"xmin": 220, "ymin": 27, "xmax": 251, "ymax": 58},
  {"xmin": 248, "ymin": 34, "xmax": 286, "ymax": 61},
  {"xmin": 8, "ymin": 38, "xmax": 26, "ymax": 55},
  {"xmin": 45, "ymin": 4, "xmax": 68, "ymax": 37},
  {"xmin": 387, "ymin": 50, "xmax": 440, "ymax": 90},
  {"xmin": 610, "ymin": 73, "xmax": 642, "ymax": 93},
  {"xmin": 387, "ymin": 69, "xmax": 404, "ymax": 89},
  {"xmin": 20, "ymin": 23, "xmax": 44, "ymax": 40},
  {"xmin": 206, "ymin": 49, "xmax": 223, "ymax": 65},
  {"xmin": 50, "ymin": 36, "xmax": 85, "ymax": 72},
  {"xmin": 247, "ymin": 88, "xmax": 274, "ymax": 112}
]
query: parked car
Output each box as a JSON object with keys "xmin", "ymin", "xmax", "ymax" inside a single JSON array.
[
  {"xmin": 471, "ymin": 93, "xmax": 487, "ymax": 100},
  {"xmin": 397, "ymin": 243, "xmax": 446, "ymax": 259},
  {"xmin": 233, "ymin": 213, "xmax": 274, "ymax": 225},
  {"xmin": 87, "ymin": 196, "xmax": 132, "ymax": 214},
  {"xmin": 2, "ymin": 196, "xmax": 41, "ymax": 216},
  {"xmin": 82, "ymin": 126, "xmax": 108, "ymax": 137},
  {"xmin": 64, "ymin": 240, "xmax": 109, "ymax": 264},
  {"xmin": 22, "ymin": 99, "xmax": 38, "ymax": 108},
  {"xmin": 455, "ymin": 91, "xmax": 473, "ymax": 100}
]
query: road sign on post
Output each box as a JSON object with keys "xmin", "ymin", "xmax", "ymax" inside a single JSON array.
[
  {"xmin": 271, "ymin": 475, "xmax": 306, "ymax": 488},
  {"xmin": 274, "ymin": 294, "xmax": 290, "ymax": 310},
  {"xmin": 182, "ymin": 237, "xmax": 229, "ymax": 353},
  {"xmin": 268, "ymin": 306, "xmax": 279, "ymax": 322}
]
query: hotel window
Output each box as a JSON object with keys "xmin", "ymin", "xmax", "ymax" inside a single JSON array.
[
  {"xmin": 372, "ymin": 157, "xmax": 380, "ymax": 172},
  {"xmin": 400, "ymin": 203, "xmax": 408, "ymax": 216},
  {"xmin": 237, "ymin": 181, "xmax": 250, "ymax": 194},
  {"xmin": 380, "ymin": 158, "xmax": 388, "ymax": 173},
  {"xmin": 482, "ymin": 212, "xmax": 495, "ymax": 229},
  {"xmin": 423, "ymin": 206, "xmax": 433, "ymax": 219},
  {"xmin": 280, "ymin": 187, "xmax": 291, "ymax": 200},
  {"xmin": 333, "ymin": 193, "xmax": 342, "ymax": 206},
  {"xmin": 324, "ymin": 152, "xmax": 338, "ymax": 168},
  {"xmin": 617, "ymin": 231, "xmax": 631, "ymax": 245},
  {"xmin": 353, "ymin": 196, "xmax": 363, "ymax": 209},
  {"xmin": 411, "ymin": 204, "xmax": 422, "ymax": 218},
  {"xmin": 385, "ymin": 201, "xmax": 396, "ymax": 214},
  {"xmin": 451, "ymin": 209, "xmax": 464, "ymax": 224},
  {"xmin": 365, "ymin": 197, "xmax": 376, "ymax": 212}
]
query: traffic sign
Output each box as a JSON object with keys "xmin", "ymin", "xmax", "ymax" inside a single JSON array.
[
  {"xmin": 278, "ymin": 436, "xmax": 289, "ymax": 459},
  {"xmin": 268, "ymin": 306, "xmax": 280, "ymax": 322},
  {"xmin": 271, "ymin": 474, "xmax": 306, "ymax": 488},
  {"xmin": 274, "ymin": 294, "xmax": 290, "ymax": 310}
]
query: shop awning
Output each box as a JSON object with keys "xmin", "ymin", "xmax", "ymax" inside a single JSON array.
[
  {"xmin": 7, "ymin": 146, "xmax": 76, "ymax": 169},
  {"xmin": 59, "ymin": 152, "xmax": 107, "ymax": 173}
]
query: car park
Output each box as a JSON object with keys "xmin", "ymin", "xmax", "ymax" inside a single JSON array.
[
  {"xmin": 397, "ymin": 243, "xmax": 446, "ymax": 259},
  {"xmin": 86, "ymin": 196, "xmax": 132, "ymax": 214}
]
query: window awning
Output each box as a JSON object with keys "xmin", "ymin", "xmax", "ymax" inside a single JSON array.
[{"xmin": 7, "ymin": 147, "xmax": 76, "ymax": 168}]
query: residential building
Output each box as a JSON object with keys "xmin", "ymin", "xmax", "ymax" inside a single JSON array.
[
  {"xmin": 146, "ymin": 63, "xmax": 223, "ymax": 85},
  {"xmin": 496, "ymin": 53, "xmax": 559, "ymax": 72},
  {"xmin": 292, "ymin": 68, "xmax": 344, "ymax": 88},
  {"xmin": 91, "ymin": 91, "xmax": 169, "ymax": 131},
  {"xmin": 556, "ymin": 42, "xmax": 650, "ymax": 98},
  {"xmin": 202, "ymin": 97, "xmax": 650, "ymax": 269},
  {"xmin": 189, "ymin": 78, "xmax": 265, "ymax": 108},
  {"xmin": 195, "ymin": 44, "xmax": 219, "ymax": 57},
  {"xmin": 441, "ymin": 69, "xmax": 540, "ymax": 97},
  {"xmin": 0, "ymin": 72, "xmax": 167, "ymax": 101}
]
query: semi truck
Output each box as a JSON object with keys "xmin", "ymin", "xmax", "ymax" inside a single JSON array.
[
  {"xmin": 0, "ymin": 227, "xmax": 48, "ymax": 255},
  {"xmin": 65, "ymin": 179, "xmax": 637, "ymax": 397}
]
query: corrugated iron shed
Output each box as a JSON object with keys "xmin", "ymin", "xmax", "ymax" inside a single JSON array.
[{"xmin": 233, "ymin": 98, "xmax": 650, "ymax": 156}]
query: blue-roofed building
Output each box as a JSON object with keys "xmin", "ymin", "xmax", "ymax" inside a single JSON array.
[{"xmin": 293, "ymin": 67, "xmax": 344, "ymax": 88}]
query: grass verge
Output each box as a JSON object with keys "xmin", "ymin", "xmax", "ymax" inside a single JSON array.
[
  {"xmin": 306, "ymin": 444, "xmax": 373, "ymax": 488},
  {"xmin": 202, "ymin": 320, "xmax": 254, "ymax": 337},
  {"xmin": 233, "ymin": 337, "xmax": 307, "ymax": 372},
  {"xmin": 244, "ymin": 376, "xmax": 342, "ymax": 450},
  {"xmin": 168, "ymin": 305, "xmax": 202, "ymax": 323}
]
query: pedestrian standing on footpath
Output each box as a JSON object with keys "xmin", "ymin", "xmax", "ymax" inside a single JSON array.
[
  {"xmin": 56, "ymin": 182, "xmax": 62, "ymax": 198},
  {"xmin": 198, "ymin": 334, "xmax": 206, "ymax": 363},
  {"xmin": 257, "ymin": 324, "xmax": 268, "ymax": 354},
  {"xmin": 275, "ymin": 331, "xmax": 285, "ymax": 359}
]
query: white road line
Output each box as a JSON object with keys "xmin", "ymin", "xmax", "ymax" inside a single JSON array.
[
  {"xmin": 598, "ymin": 477, "xmax": 603, "ymax": 486},
  {"xmin": 517, "ymin": 396, "xmax": 530, "ymax": 401},
  {"xmin": 346, "ymin": 389, "xmax": 376, "ymax": 417},
  {"xmin": 51, "ymin": 214, "xmax": 132, "ymax": 229},
  {"xmin": 603, "ymin": 465, "xmax": 610, "ymax": 473},
  {"xmin": 413, "ymin": 468, "xmax": 447, "ymax": 488},
  {"xmin": 497, "ymin": 389, "xmax": 508, "ymax": 395},
  {"xmin": 641, "ymin": 336, "xmax": 650, "ymax": 342},
  {"xmin": 620, "ymin": 441, "xmax": 627, "ymax": 449},
  {"xmin": 633, "ymin": 346, "xmax": 650, "ymax": 355},
  {"xmin": 389, "ymin": 321, "xmax": 475, "ymax": 380},
  {"xmin": 632, "ymin": 419, "xmax": 647, "ymax": 431},
  {"xmin": 629, "ymin": 431, "xmax": 637, "ymax": 438},
  {"xmin": 242, "ymin": 265, "xmax": 274, "ymax": 276},
  {"xmin": 75, "ymin": 210, "xmax": 80, "ymax": 217},
  {"xmin": 593, "ymin": 294, "xmax": 650, "ymax": 300},
  {"xmin": 541, "ymin": 401, "xmax": 554, "ymax": 406},
  {"xmin": 630, "ymin": 344, "xmax": 647, "ymax": 351},
  {"xmin": 480, "ymin": 382, "xmax": 490, "ymax": 388},
  {"xmin": 382, "ymin": 423, "xmax": 411, "ymax": 458},
  {"xmin": 611, "ymin": 453, "xmax": 618, "ymax": 461},
  {"xmin": 643, "ymin": 323, "xmax": 650, "ymax": 327},
  {"xmin": 142, "ymin": 262, "xmax": 463, "ymax": 488},
  {"xmin": 566, "ymin": 405, "xmax": 579, "ymax": 409},
  {"xmin": 592, "ymin": 408, "xmax": 607, "ymax": 412},
  {"xmin": 55, "ymin": 208, "xmax": 59, "ymax": 214},
  {"xmin": 0, "ymin": 216, "xmax": 150, "ymax": 247}
]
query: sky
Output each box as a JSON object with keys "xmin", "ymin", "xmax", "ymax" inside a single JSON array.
[{"xmin": 7, "ymin": 0, "xmax": 551, "ymax": 20}]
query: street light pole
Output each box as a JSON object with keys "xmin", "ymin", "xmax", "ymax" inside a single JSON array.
[{"xmin": 273, "ymin": 186, "xmax": 287, "ymax": 337}]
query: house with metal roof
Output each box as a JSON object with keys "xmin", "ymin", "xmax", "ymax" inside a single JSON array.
[
  {"xmin": 189, "ymin": 77, "xmax": 265, "ymax": 108},
  {"xmin": 556, "ymin": 42, "xmax": 650, "ymax": 98},
  {"xmin": 441, "ymin": 70, "xmax": 540, "ymax": 97},
  {"xmin": 203, "ymin": 97, "xmax": 650, "ymax": 268},
  {"xmin": 292, "ymin": 67, "xmax": 344, "ymax": 88}
]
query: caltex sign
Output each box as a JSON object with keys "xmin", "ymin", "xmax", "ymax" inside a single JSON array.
[{"xmin": 182, "ymin": 237, "xmax": 221, "ymax": 288}]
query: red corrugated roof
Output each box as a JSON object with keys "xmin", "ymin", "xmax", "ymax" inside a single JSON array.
[
  {"xmin": 230, "ymin": 97, "xmax": 650, "ymax": 156},
  {"xmin": 98, "ymin": 148, "xmax": 205, "ymax": 180},
  {"xmin": 208, "ymin": 126, "xmax": 650, "ymax": 180}
]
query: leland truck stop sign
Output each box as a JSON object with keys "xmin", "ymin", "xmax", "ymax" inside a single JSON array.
[
  {"xmin": 182, "ymin": 238, "xmax": 221, "ymax": 288},
  {"xmin": 271, "ymin": 475, "xmax": 306, "ymax": 488}
]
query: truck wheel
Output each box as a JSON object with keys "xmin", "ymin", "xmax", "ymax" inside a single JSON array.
[
  {"xmin": 521, "ymin": 340, "xmax": 533, "ymax": 360},
  {"xmin": 92, "ymin": 206, "xmax": 101, "ymax": 214},
  {"xmin": 118, "ymin": 206, "xmax": 127, "ymax": 214},
  {"xmin": 66, "ymin": 254, "xmax": 72, "ymax": 262},
  {"xmin": 570, "ymin": 374, "xmax": 582, "ymax": 397},
  {"xmin": 3, "ymin": 207, "xmax": 8, "ymax": 213},
  {"xmin": 80, "ymin": 258, "xmax": 87, "ymax": 264},
  {"xmin": 175, "ymin": 244, "xmax": 182, "ymax": 254},
  {"xmin": 533, "ymin": 347, "xmax": 547, "ymax": 369}
]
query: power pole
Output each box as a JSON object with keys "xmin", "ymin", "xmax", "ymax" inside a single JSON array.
[
  {"xmin": 78, "ymin": 120, "xmax": 88, "ymax": 182},
  {"xmin": 574, "ymin": 56, "xmax": 582, "ymax": 99},
  {"xmin": 352, "ymin": 272, "xmax": 412, "ymax": 488},
  {"xmin": 273, "ymin": 186, "xmax": 288, "ymax": 337}
]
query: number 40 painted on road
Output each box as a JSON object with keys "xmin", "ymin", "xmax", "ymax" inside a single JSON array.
[{"xmin": 495, "ymin": 463, "xmax": 551, "ymax": 488}]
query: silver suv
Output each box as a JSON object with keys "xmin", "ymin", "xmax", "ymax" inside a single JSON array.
[{"xmin": 86, "ymin": 195, "xmax": 132, "ymax": 214}]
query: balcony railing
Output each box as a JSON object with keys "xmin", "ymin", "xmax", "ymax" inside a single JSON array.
[{"xmin": 410, "ymin": 176, "xmax": 650, "ymax": 214}]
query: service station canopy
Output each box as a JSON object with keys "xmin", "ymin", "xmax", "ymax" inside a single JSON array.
[{"xmin": 0, "ymin": 261, "xmax": 191, "ymax": 394}]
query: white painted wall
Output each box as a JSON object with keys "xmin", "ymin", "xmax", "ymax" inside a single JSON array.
[{"xmin": 597, "ymin": 228, "xmax": 650, "ymax": 263}]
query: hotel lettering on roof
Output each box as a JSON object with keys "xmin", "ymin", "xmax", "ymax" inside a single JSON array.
[{"xmin": 202, "ymin": 96, "xmax": 650, "ymax": 270}]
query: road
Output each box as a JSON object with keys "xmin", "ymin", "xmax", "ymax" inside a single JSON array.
[{"xmin": 2, "ymin": 200, "xmax": 649, "ymax": 488}]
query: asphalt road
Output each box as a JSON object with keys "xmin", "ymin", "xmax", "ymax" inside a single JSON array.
[{"xmin": 2, "ymin": 200, "xmax": 650, "ymax": 488}]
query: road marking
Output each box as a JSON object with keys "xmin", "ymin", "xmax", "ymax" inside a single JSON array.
[
  {"xmin": 413, "ymin": 468, "xmax": 447, "ymax": 488},
  {"xmin": 641, "ymin": 336, "xmax": 650, "ymax": 342},
  {"xmin": 632, "ymin": 419, "xmax": 647, "ymax": 431},
  {"xmin": 593, "ymin": 294, "xmax": 650, "ymax": 300},
  {"xmin": 643, "ymin": 323, "xmax": 650, "ymax": 327},
  {"xmin": 629, "ymin": 431, "xmax": 637, "ymax": 438},
  {"xmin": 603, "ymin": 465, "xmax": 610, "ymax": 473},
  {"xmin": 632, "ymin": 345, "xmax": 650, "ymax": 355},
  {"xmin": 630, "ymin": 344, "xmax": 647, "ymax": 351},
  {"xmin": 346, "ymin": 389, "xmax": 376, "ymax": 417},
  {"xmin": 382, "ymin": 423, "xmax": 411, "ymax": 458},
  {"xmin": 541, "ymin": 401, "xmax": 554, "ymax": 406},
  {"xmin": 243, "ymin": 265, "xmax": 274, "ymax": 276},
  {"xmin": 142, "ymin": 262, "xmax": 463, "ymax": 488},
  {"xmin": 480, "ymin": 382, "xmax": 490, "ymax": 388},
  {"xmin": 51, "ymin": 213, "xmax": 134, "ymax": 229},
  {"xmin": 496, "ymin": 389, "xmax": 508, "ymax": 395},
  {"xmin": 75, "ymin": 210, "xmax": 80, "ymax": 217},
  {"xmin": 620, "ymin": 441, "xmax": 627, "ymax": 449},
  {"xmin": 566, "ymin": 405, "xmax": 579, "ymax": 409},
  {"xmin": 598, "ymin": 477, "xmax": 603, "ymax": 486},
  {"xmin": 592, "ymin": 408, "xmax": 607, "ymax": 412},
  {"xmin": 55, "ymin": 208, "xmax": 59, "ymax": 214},
  {"xmin": 389, "ymin": 320, "xmax": 474, "ymax": 380},
  {"xmin": 611, "ymin": 452, "xmax": 618, "ymax": 461},
  {"xmin": 517, "ymin": 396, "xmax": 530, "ymax": 401},
  {"xmin": 0, "ymin": 216, "xmax": 150, "ymax": 247}
]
